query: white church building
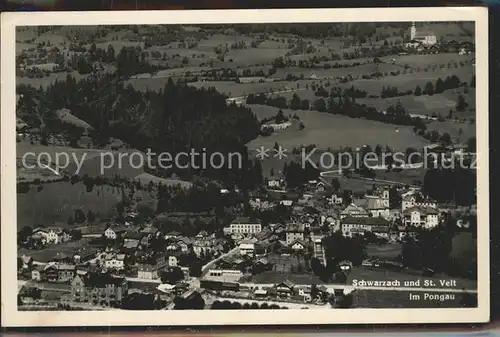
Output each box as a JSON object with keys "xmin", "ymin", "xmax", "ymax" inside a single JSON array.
[{"xmin": 405, "ymin": 22, "xmax": 437, "ymax": 48}]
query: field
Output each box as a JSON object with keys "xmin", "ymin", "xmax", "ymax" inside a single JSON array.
[
  {"xmin": 366, "ymin": 243, "xmax": 402, "ymax": 259},
  {"xmin": 16, "ymin": 71, "xmax": 88, "ymax": 89},
  {"xmin": 17, "ymin": 181, "xmax": 122, "ymax": 227},
  {"xmin": 18, "ymin": 238, "xmax": 98, "ymax": 263},
  {"xmin": 247, "ymin": 107, "xmax": 428, "ymax": 152},
  {"xmin": 356, "ymin": 88, "xmax": 476, "ymax": 118}
]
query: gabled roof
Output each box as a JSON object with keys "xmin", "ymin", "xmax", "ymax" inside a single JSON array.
[
  {"xmin": 231, "ymin": 217, "xmax": 261, "ymax": 225},
  {"xmin": 403, "ymin": 206, "xmax": 439, "ymax": 215},
  {"xmin": 341, "ymin": 203, "xmax": 369, "ymax": 216},
  {"xmin": 141, "ymin": 226, "xmax": 159, "ymax": 234}
]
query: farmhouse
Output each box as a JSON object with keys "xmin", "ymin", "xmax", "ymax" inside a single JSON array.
[{"xmin": 104, "ymin": 225, "xmax": 127, "ymax": 240}]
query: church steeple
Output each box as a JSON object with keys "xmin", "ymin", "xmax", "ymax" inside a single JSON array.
[{"xmin": 410, "ymin": 21, "xmax": 417, "ymax": 40}]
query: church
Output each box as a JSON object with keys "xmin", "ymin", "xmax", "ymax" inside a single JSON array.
[{"xmin": 406, "ymin": 21, "xmax": 437, "ymax": 47}]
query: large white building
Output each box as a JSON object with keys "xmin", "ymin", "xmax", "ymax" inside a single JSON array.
[{"xmin": 229, "ymin": 217, "xmax": 262, "ymax": 235}]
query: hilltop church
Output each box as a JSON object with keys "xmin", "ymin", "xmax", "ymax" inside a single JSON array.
[{"xmin": 406, "ymin": 22, "xmax": 437, "ymax": 47}]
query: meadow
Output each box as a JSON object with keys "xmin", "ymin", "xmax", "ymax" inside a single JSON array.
[
  {"xmin": 246, "ymin": 106, "xmax": 428, "ymax": 152},
  {"xmin": 17, "ymin": 181, "xmax": 122, "ymax": 227}
]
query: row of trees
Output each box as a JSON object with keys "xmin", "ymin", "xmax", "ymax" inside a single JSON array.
[{"xmin": 210, "ymin": 300, "xmax": 288, "ymax": 309}]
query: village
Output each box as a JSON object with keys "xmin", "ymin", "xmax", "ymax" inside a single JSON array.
[
  {"xmin": 15, "ymin": 22, "xmax": 477, "ymax": 311},
  {"xmin": 17, "ymin": 146, "xmax": 477, "ymax": 310}
]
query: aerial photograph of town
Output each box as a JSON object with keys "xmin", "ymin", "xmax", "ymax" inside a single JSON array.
[{"xmin": 15, "ymin": 21, "xmax": 478, "ymax": 311}]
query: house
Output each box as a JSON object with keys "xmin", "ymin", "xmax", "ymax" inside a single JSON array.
[
  {"xmin": 193, "ymin": 236, "xmax": 217, "ymax": 257},
  {"xmin": 137, "ymin": 263, "xmax": 160, "ymax": 280},
  {"xmin": 285, "ymin": 223, "xmax": 305, "ymax": 245},
  {"xmin": 340, "ymin": 203, "xmax": 370, "ymax": 219},
  {"xmin": 45, "ymin": 227, "xmax": 71, "ymax": 244},
  {"xmin": 20, "ymin": 255, "xmax": 33, "ymax": 270},
  {"xmin": 31, "ymin": 227, "xmax": 49, "ymax": 244},
  {"xmin": 104, "ymin": 253, "xmax": 126, "ymax": 270},
  {"xmin": 230, "ymin": 217, "xmax": 262, "ymax": 235},
  {"xmin": 205, "ymin": 269, "xmax": 243, "ymax": 282},
  {"xmin": 45, "ymin": 263, "xmax": 76, "ymax": 283},
  {"xmin": 341, "ymin": 216, "xmax": 390, "ymax": 238},
  {"xmin": 280, "ymin": 199, "xmax": 294, "ymax": 207},
  {"xmin": 71, "ymin": 272, "xmax": 128, "ymax": 307},
  {"xmin": 164, "ymin": 231, "xmax": 182, "ymax": 240},
  {"xmin": 104, "ymin": 225, "xmax": 127, "ymax": 240},
  {"xmin": 402, "ymin": 192, "xmax": 437, "ymax": 212},
  {"xmin": 174, "ymin": 237, "xmax": 193, "ymax": 253},
  {"xmin": 316, "ymin": 181, "xmax": 326, "ymax": 192},
  {"xmin": 254, "ymin": 288, "xmax": 268, "ymax": 298},
  {"xmin": 267, "ymin": 176, "xmax": 283, "ymax": 189},
  {"xmin": 123, "ymin": 231, "xmax": 143, "ymax": 248},
  {"xmin": 31, "ymin": 265, "xmax": 45, "ymax": 281},
  {"xmin": 239, "ymin": 241, "xmax": 255, "ymax": 256},
  {"xmin": 275, "ymin": 280, "xmax": 295, "ymax": 298},
  {"xmin": 289, "ymin": 239, "xmax": 307, "ymax": 251},
  {"xmin": 327, "ymin": 193, "xmax": 343, "ymax": 205},
  {"xmin": 167, "ymin": 255, "xmax": 178, "ymax": 267},
  {"xmin": 403, "ymin": 206, "xmax": 440, "ymax": 229}
]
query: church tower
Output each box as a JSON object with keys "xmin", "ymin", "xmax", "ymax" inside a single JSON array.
[{"xmin": 410, "ymin": 21, "xmax": 416, "ymax": 40}]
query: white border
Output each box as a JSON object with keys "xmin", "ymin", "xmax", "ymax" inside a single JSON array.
[{"xmin": 1, "ymin": 7, "xmax": 489, "ymax": 327}]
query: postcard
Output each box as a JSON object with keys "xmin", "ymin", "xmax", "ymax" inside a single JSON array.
[{"xmin": 1, "ymin": 7, "xmax": 489, "ymax": 327}]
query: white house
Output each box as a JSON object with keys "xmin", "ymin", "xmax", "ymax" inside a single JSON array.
[
  {"xmin": 239, "ymin": 241, "xmax": 256, "ymax": 256},
  {"xmin": 104, "ymin": 226, "xmax": 127, "ymax": 240},
  {"xmin": 403, "ymin": 206, "xmax": 440, "ymax": 229},
  {"xmin": 267, "ymin": 176, "xmax": 283, "ymax": 189},
  {"xmin": 104, "ymin": 253, "xmax": 125, "ymax": 270},
  {"xmin": 327, "ymin": 193, "xmax": 343, "ymax": 205},
  {"xmin": 289, "ymin": 239, "xmax": 307, "ymax": 251}
]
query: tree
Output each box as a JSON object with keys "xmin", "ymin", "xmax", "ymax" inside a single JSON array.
[
  {"xmin": 423, "ymin": 81, "xmax": 434, "ymax": 95},
  {"xmin": 440, "ymin": 133, "xmax": 452, "ymax": 146},
  {"xmin": 314, "ymin": 98, "xmax": 327, "ymax": 112},
  {"xmin": 290, "ymin": 93, "xmax": 301, "ymax": 110},
  {"xmin": 189, "ymin": 261, "xmax": 203, "ymax": 278},
  {"xmin": 467, "ymin": 137, "xmax": 476, "ymax": 152},
  {"xmin": 74, "ymin": 209, "xmax": 86, "ymax": 224},
  {"xmin": 414, "ymin": 85, "xmax": 422, "ymax": 96},
  {"xmin": 331, "ymin": 178, "xmax": 340, "ymax": 191},
  {"xmin": 161, "ymin": 267, "xmax": 184, "ymax": 284},
  {"xmin": 435, "ymin": 78, "xmax": 445, "ymax": 94},
  {"xmin": 456, "ymin": 94, "xmax": 468, "ymax": 111}
]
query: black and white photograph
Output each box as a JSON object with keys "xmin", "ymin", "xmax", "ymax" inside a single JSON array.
[{"xmin": 1, "ymin": 8, "xmax": 489, "ymax": 326}]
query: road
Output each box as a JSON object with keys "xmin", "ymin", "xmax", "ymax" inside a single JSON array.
[
  {"xmin": 201, "ymin": 247, "xmax": 240, "ymax": 276},
  {"xmin": 239, "ymin": 282, "xmax": 477, "ymax": 294},
  {"xmin": 204, "ymin": 294, "xmax": 327, "ymax": 309},
  {"xmin": 320, "ymin": 170, "xmax": 421, "ymax": 188}
]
